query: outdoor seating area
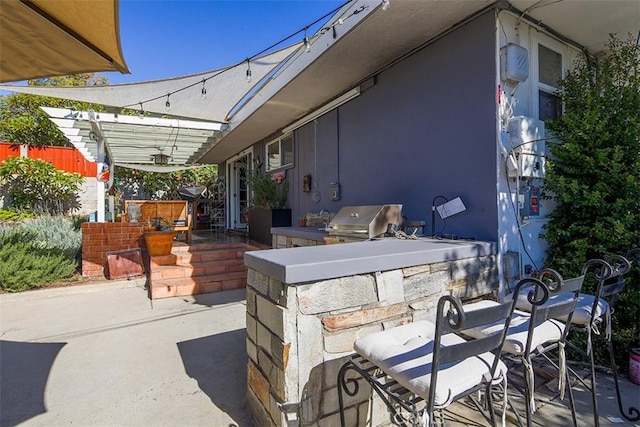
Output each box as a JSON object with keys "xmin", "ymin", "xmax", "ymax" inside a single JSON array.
[
  {"xmin": 1, "ymin": 1, "xmax": 639, "ymax": 427},
  {"xmin": 335, "ymin": 252, "xmax": 640, "ymax": 427},
  {"xmin": 124, "ymin": 200, "xmax": 192, "ymax": 243}
]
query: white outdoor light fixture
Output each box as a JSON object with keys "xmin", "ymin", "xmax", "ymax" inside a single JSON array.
[{"xmin": 151, "ymin": 153, "xmax": 170, "ymax": 165}]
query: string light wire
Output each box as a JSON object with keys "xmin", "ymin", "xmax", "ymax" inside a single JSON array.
[{"xmin": 118, "ymin": 0, "xmax": 360, "ymax": 112}]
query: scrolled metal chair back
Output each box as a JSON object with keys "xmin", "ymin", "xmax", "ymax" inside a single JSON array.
[
  {"xmin": 513, "ymin": 276, "xmax": 551, "ymax": 307},
  {"xmin": 581, "ymin": 258, "xmax": 613, "ymax": 281}
]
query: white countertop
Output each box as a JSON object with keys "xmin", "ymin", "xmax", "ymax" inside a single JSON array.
[{"xmin": 244, "ymin": 237, "xmax": 497, "ymax": 284}]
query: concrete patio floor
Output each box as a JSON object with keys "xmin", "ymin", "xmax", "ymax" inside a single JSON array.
[
  {"xmin": 1, "ymin": 281, "xmax": 638, "ymax": 426},
  {"xmin": 0, "ymin": 281, "xmax": 252, "ymax": 427}
]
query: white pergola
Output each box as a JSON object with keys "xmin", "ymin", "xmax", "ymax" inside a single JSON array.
[
  {"xmin": 40, "ymin": 106, "xmax": 228, "ymax": 221},
  {"xmin": 41, "ymin": 107, "xmax": 226, "ymax": 165}
]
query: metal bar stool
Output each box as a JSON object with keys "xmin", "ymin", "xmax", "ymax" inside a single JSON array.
[
  {"xmin": 513, "ymin": 254, "xmax": 639, "ymax": 424},
  {"xmin": 464, "ymin": 270, "xmax": 583, "ymax": 427},
  {"xmin": 337, "ymin": 292, "xmax": 521, "ymax": 427}
]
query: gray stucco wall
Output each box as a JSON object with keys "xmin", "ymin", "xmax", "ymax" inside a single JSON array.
[{"xmin": 264, "ymin": 11, "xmax": 498, "ymax": 241}]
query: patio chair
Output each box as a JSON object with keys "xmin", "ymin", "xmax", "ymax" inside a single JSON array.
[
  {"xmin": 463, "ymin": 269, "xmax": 583, "ymax": 427},
  {"xmin": 503, "ymin": 253, "xmax": 640, "ymax": 425},
  {"xmin": 337, "ymin": 290, "xmax": 524, "ymax": 427},
  {"xmin": 516, "ymin": 252, "xmax": 638, "ymax": 424}
]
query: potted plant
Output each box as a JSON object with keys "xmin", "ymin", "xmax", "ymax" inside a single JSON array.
[
  {"xmin": 143, "ymin": 217, "xmax": 176, "ymax": 256},
  {"xmin": 245, "ymin": 160, "xmax": 291, "ymax": 245}
]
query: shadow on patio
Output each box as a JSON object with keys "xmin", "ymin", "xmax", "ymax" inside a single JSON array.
[
  {"xmin": 177, "ymin": 329, "xmax": 253, "ymax": 427},
  {"xmin": 0, "ymin": 340, "xmax": 66, "ymax": 426}
]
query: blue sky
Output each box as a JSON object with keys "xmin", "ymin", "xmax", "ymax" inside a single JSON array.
[{"xmin": 104, "ymin": 0, "xmax": 346, "ymax": 84}]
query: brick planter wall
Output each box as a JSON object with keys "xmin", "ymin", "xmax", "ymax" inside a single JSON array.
[
  {"xmin": 245, "ymin": 255, "xmax": 498, "ymax": 426},
  {"xmin": 81, "ymin": 222, "xmax": 145, "ymax": 278}
]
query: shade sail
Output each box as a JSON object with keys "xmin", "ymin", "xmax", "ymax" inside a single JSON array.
[
  {"xmin": 0, "ymin": 44, "xmax": 300, "ymax": 123},
  {"xmin": 41, "ymin": 107, "xmax": 226, "ymax": 165},
  {"xmin": 0, "ymin": 0, "xmax": 129, "ymax": 83}
]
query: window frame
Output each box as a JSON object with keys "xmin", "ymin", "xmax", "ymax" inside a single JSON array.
[
  {"xmin": 534, "ymin": 36, "xmax": 565, "ymax": 122},
  {"xmin": 265, "ymin": 133, "xmax": 294, "ymax": 172}
]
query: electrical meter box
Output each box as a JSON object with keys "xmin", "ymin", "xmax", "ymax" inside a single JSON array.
[
  {"xmin": 500, "ymin": 43, "xmax": 529, "ymax": 82},
  {"xmin": 519, "ymin": 185, "xmax": 540, "ymax": 218},
  {"xmin": 508, "ymin": 116, "xmax": 545, "ymax": 178}
]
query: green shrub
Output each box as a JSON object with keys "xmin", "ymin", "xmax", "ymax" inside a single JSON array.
[
  {"xmin": 542, "ymin": 35, "xmax": 640, "ymax": 370},
  {"xmin": 0, "ymin": 208, "xmax": 35, "ymax": 222},
  {"xmin": 0, "ymin": 156, "xmax": 83, "ymax": 215},
  {"xmin": 68, "ymin": 214, "xmax": 88, "ymax": 230},
  {"xmin": 21, "ymin": 216, "xmax": 82, "ymax": 260},
  {"xmin": 0, "ymin": 239, "xmax": 77, "ymax": 292},
  {"xmin": 0, "ymin": 218, "xmax": 80, "ymax": 292}
]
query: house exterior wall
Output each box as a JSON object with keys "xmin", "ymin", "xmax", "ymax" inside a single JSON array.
[
  {"xmin": 494, "ymin": 11, "xmax": 583, "ymax": 278},
  {"xmin": 239, "ymin": 7, "xmax": 586, "ymax": 289},
  {"xmin": 274, "ymin": 10, "xmax": 499, "ymax": 242}
]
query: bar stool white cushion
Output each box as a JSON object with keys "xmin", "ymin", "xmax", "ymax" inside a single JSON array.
[
  {"xmin": 510, "ymin": 288, "xmax": 608, "ymax": 326},
  {"xmin": 354, "ymin": 320, "xmax": 508, "ymax": 407},
  {"xmin": 461, "ymin": 300, "xmax": 565, "ymax": 355}
]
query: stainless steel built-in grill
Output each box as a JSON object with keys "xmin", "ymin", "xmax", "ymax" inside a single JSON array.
[{"xmin": 327, "ymin": 205, "xmax": 403, "ymax": 240}]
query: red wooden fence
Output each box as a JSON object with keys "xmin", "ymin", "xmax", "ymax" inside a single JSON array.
[{"xmin": 0, "ymin": 142, "xmax": 97, "ymax": 177}]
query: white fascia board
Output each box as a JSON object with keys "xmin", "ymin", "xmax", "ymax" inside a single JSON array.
[
  {"xmin": 42, "ymin": 107, "xmax": 225, "ymax": 131},
  {"xmin": 226, "ymin": 0, "xmax": 378, "ymax": 127}
]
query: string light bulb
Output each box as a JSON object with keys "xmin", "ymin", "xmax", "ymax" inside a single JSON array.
[
  {"xmin": 246, "ymin": 59, "xmax": 252, "ymax": 83},
  {"xmin": 381, "ymin": 0, "xmax": 390, "ymax": 11},
  {"xmin": 304, "ymin": 28, "xmax": 311, "ymax": 53},
  {"xmin": 165, "ymin": 94, "xmax": 171, "ymax": 109},
  {"xmin": 113, "ymin": 112, "xmax": 118, "ymax": 122},
  {"xmin": 201, "ymin": 80, "xmax": 207, "ymax": 100},
  {"xmin": 138, "ymin": 102, "xmax": 144, "ymax": 120}
]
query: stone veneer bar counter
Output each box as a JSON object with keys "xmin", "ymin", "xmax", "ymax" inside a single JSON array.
[{"xmin": 244, "ymin": 238, "xmax": 498, "ymax": 426}]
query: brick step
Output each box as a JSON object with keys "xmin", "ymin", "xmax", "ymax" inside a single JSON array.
[
  {"xmin": 175, "ymin": 248, "xmax": 247, "ymax": 265},
  {"xmin": 150, "ymin": 270, "xmax": 247, "ymax": 299},
  {"xmin": 151, "ymin": 247, "xmax": 249, "ymax": 267},
  {"xmin": 150, "ymin": 258, "xmax": 246, "ymax": 280},
  {"xmin": 171, "ymin": 242, "xmax": 251, "ymax": 253}
]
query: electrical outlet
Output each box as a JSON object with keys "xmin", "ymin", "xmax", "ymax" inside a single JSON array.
[{"xmin": 330, "ymin": 183, "xmax": 340, "ymax": 201}]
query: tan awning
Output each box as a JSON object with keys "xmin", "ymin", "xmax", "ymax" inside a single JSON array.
[{"xmin": 0, "ymin": 0, "xmax": 129, "ymax": 83}]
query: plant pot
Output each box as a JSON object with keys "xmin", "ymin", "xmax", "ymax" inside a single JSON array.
[
  {"xmin": 143, "ymin": 231, "xmax": 176, "ymax": 256},
  {"xmin": 248, "ymin": 208, "xmax": 291, "ymax": 246}
]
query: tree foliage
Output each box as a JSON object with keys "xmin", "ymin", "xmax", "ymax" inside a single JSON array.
[
  {"xmin": 542, "ymin": 35, "xmax": 640, "ymax": 367},
  {"xmin": 0, "ymin": 73, "xmax": 108, "ymax": 147},
  {"xmin": 115, "ymin": 165, "xmax": 218, "ymax": 202},
  {"xmin": 0, "ymin": 156, "xmax": 84, "ymax": 215}
]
